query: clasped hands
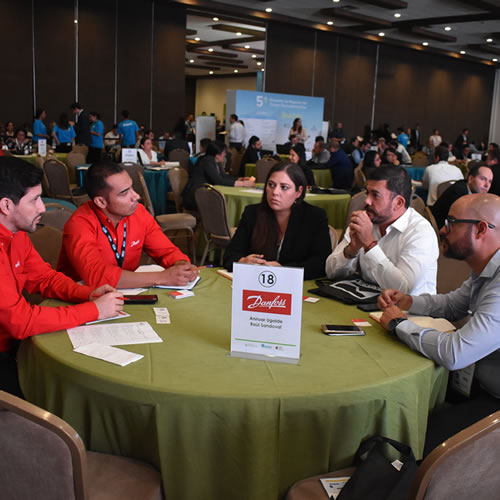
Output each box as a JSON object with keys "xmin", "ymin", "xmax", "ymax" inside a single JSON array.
[
  {"xmin": 345, "ymin": 210, "xmax": 377, "ymax": 255},
  {"xmin": 239, "ymin": 254, "xmax": 281, "ymax": 267},
  {"xmin": 377, "ymin": 289, "xmax": 412, "ymax": 330}
]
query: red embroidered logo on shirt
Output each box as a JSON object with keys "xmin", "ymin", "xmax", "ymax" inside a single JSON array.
[{"xmin": 242, "ymin": 290, "xmax": 292, "ymax": 315}]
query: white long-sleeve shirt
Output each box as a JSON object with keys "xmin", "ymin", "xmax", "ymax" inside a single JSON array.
[
  {"xmin": 422, "ymin": 161, "xmax": 464, "ymax": 206},
  {"xmin": 325, "ymin": 208, "xmax": 438, "ymax": 295},
  {"xmin": 229, "ymin": 122, "xmax": 245, "ymax": 144}
]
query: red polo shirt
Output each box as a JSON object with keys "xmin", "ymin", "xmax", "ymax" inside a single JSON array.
[
  {"xmin": 58, "ymin": 201, "xmax": 190, "ymax": 288},
  {"xmin": 0, "ymin": 223, "xmax": 97, "ymax": 353}
]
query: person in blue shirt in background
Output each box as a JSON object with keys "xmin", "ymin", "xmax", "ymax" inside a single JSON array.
[
  {"xmin": 52, "ymin": 113, "xmax": 76, "ymax": 153},
  {"xmin": 88, "ymin": 111, "xmax": 104, "ymax": 164},
  {"xmin": 117, "ymin": 110, "xmax": 139, "ymax": 148},
  {"xmin": 397, "ymin": 127, "xmax": 409, "ymax": 149},
  {"xmin": 33, "ymin": 108, "xmax": 49, "ymax": 145}
]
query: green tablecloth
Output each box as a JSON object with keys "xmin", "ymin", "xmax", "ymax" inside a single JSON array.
[
  {"xmin": 18, "ymin": 269, "xmax": 447, "ymax": 500},
  {"xmin": 216, "ymin": 185, "xmax": 351, "ymax": 229},
  {"xmin": 20, "ymin": 152, "xmax": 68, "ymax": 166},
  {"xmin": 245, "ymin": 164, "xmax": 332, "ymax": 188}
]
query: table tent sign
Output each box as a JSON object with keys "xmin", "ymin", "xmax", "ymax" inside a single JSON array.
[
  {"xmin": 38, "ymin": 139, "xmax": 47, "ymax": 157},
  {"xmin": 230, "ymin": 263, "xmax": 303, "ymax": 364},
  {"xmin": 121, "ymin": 148, "xmax": 138, "ymax": 163}
]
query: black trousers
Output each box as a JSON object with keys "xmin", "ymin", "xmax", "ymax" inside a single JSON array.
[{"xmin": 0, "ymin": 343, "xmax": 24, "ymax": 398}]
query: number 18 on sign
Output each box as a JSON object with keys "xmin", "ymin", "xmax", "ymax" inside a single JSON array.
[{"xmin": 230, "ymin": 263, "xmax": 304, "ymax": 364}]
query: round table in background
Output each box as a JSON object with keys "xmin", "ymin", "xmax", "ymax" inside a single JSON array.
[
  {"xmin": 216, "ymin": 185, "xmax": 351, "ymax": 229},
  {"xmin": 18, "ymin": 268, "xmax": 447, "ymax": 500},
  {"xmin": 244, "ymin": 164, "xmax": 332, "ymax": 188}
]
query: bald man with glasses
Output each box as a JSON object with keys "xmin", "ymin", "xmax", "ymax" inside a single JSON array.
[{"xmin": 377, "ymin": 193, "xmax": 500, "ymax": 454}]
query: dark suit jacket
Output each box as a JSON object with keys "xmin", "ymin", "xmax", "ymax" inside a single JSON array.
[
  {"xmin": 182, "ymin": 154, "xmax": 236, "ymax": 210},
  {"xmin": 430, "ymin": 179, "xmax": 469, "ymax": 229},
  {"xmin": 164, "ymin": 137, "xmax": 190, "ymax": 156},
  {"xmin": 325, "ymin": 149, "xmax": 353, "ymax": 190},
  {"xmin": 74, "ymin": 110, "xmax": 91, "ymax": 146},
  {"xmin": 410, "ymin": 129, "xmax": 421, "ymax": 149},
  {"xmin": 239, "ymin": 146, "xmax": 261, "ymax": 177},
  {"xmin": 488, "ymin": 164, "xmax": 500, "ymax": 197},
  {"xmin": 223, "ymin": 202, "xmax": 331, "ymax": 280}
]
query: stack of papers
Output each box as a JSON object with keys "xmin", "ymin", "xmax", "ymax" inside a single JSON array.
[
  {"xmin": 369, "ymin": 311, "xmax": 456, "ymax": 332},
  {"xmin": 135, "ymin": 264, "xmax": 200, "ymax": 290}
]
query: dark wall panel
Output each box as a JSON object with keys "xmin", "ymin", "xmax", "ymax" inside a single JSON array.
[
  {"xmin": 34, "ymin": 0, "xmax": 75, "ymax": 125},
  {"xmin": 79, "ymin": 0, "xmax": 116, "ymax": 130},
  {"xmin": 153, "ymin": 2, "xmax": 186, "ymax": 134},
  {"xmin": 0, "ymin": 1, "xmax": 33, "ymax": 126},
  {"xmin": 185, "ymin": 76, "xmax": 197, "ymax": 120},
  {"xmin": 314, "ymin": 32, "xmax": 338, "ymax": 127},
  {"xmin": 116, "ymin": 0, "xmax": 151, "ymax": 128}
]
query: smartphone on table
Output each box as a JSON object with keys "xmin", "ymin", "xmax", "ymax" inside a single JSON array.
[{"xmin": 321, "ymin": 324, "xmax": 366, "ymax": 336}]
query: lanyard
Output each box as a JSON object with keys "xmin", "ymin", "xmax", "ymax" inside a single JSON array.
[{"xmin": 93, "ymin": 210, "xmax": 127, "ymax": 267}]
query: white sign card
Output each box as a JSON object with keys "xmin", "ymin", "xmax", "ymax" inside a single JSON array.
[
  {"xmin": 38, "ymin": 139, "xmax": 47, "ymax": 156},
  {"xmin": 230, "ymin": 263, "xmax": 304, "ymax": 363},
  {"xmin": 121, "ymin": 148, "xmax": 138, "ymax": 163}
]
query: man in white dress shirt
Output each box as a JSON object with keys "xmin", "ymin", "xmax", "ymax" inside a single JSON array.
[
  {"xmin": 422, "ymin": 145, "xmax": 464, "ymax": 206},
  {"xmin": 228, "ymin": 114, "xmax": 245, "ymax": 151},
  {"xmin": 326, "ymin": 166, "xmax": 439, "ymax": 295}
]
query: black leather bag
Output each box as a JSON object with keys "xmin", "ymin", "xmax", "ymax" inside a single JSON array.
[
  {"xmin": 337, "ymin": 435, "xmax": 417, "ymax": 500},
  {"xmin": 309, "ymin": 275, "xmax": 381, "ymax": 305}
]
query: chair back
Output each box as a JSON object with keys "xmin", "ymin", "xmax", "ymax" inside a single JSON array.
[
  {"xmin": 169, "ymin": 167, "xmax": 189, "ymax": 212},
  {"xmin": 353, "ymin": 164, "xmax": 367, "ymax": 189},
  {"xmin": 28, "ymin": 225, "xmax": 63, "ymax": 268},
  {"xmin": 0, "ymin": 390, "xmax": 87, "ymax": 500},
  {"xmin": 410, "ymin": 411, "xmax": 500, "ymax": 500},
  {"xmin": 328, "ymin": 225, "xmax": 339, "ymax": 251},
  {"xmin": 436, "ymin": 250, "xmax": 471, "ymax": 294},
  {"xmin": 437, "ymin": 180, "xmax": 456, "ymax": 199},
  {"xmin": 168, "ymin": 149, "xmax": 189, "ymax": 171},
  {"xmin": 423, "ymin": 206, "xmax": 440, "ymax": 237},
  {"xmin": 256, "ymin": 157, "xmax": 278, "ymax": 183},
  {"xmin": 194, "ymin": 184, "xmax": 232, "ymax": 241},
  {"xmin": 40, "ymin": 203, "xmax": 74, "ymax": 231},
  {"xmin": 229, "ymin": 147, "xmax": 245, "ymax": 176},
  {"xmin": 72, "ymin": 144, "xmax": 88, "ymax": 157},
  {"xmin": 410, "ymin": 193, "xmax": 426, "ymax": 217},
  {"xmin": 121, "ymin": 162, "xmax": 145, "ymax": 201},
  {"xmin": 66, "ymin": 152, "xmax": 87, "ymax": 184},
  {"xmin": 44, "ymin": 159, "xmax": 73, "ymax": 199},
  {"xmin": 412, "ymin": 151, "xmax": 428, "ymax": 166},
  {"xmin": 137, "ymin": 171, "xmax": 155, "ymax": 217}
]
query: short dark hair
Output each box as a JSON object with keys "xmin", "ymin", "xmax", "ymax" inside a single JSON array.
[
  {"xmin": 85, "ymin": 161, "xmax": 125, "ymax": 199},
  {"xmin": 488, "ymin": 149, "xmax": 500, "ymax": 163},
  {"xmin": 35, "ymin": 108, "xmax": 45, "ymax": 119},
  {"xmin": 368, "ymin": 166, "xmax": 412, "ymax": 208},
  {"xmin": 121, "ymin": 110, "xmax": 129, "ymax": 119},
  {"xmin": 205, "ymin": 140, "xmax": 226, "ymax": 157},
  {"xmin": 0, "ymin": 156, "xmax": 43, "ymax": 204},
  {"xmin": 435, "ymin": 145, "xmax": 449, "ymax": 162},
  {"xmin": 315, "ymin": 136, "xmax": 325, "ymax": 142},
  {"xmin": 199, "ymin": 138, "xmax": 212, "ymax": 150},
  {"xmin": 230, "ymin": 114, "xmax": 238, "ymax": 121},
  {"xmin": 248, "ymin": 136, "xmax": 260, "ymax": 147},
  {"xmin": 70, "ymin": 102, "xmax": 81, "ymax": 110},
  {"xmin": 489, "ymin": 142, "xmax": 499, "ymax": 149},
  {"xmin": 468, "ymin": 163, "xmax": 491, "ymax": 179}
]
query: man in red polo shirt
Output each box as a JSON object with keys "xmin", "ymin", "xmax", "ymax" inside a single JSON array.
[
  {"xmin": 0, "ymin": 156, "xmax": 123, "ymax": 396},
  {"xmin": 58, "ymin": 161, "xmax": 198, "ymax": 288}
]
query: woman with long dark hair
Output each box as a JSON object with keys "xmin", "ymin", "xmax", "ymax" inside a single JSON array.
[
  {"xmin": 289, "ymin": 143, "xmax": 315, "ymax": 187},
  {"xmin": 289, "ymin": 117, "xmax": 307, "ymax": 143},
  {"xmin": 223, "ymin": 162, "xmax": 331, "ymax": 279},
  {"xmin": 52, "ymin": 113, "xmax": 76, "ymax": 152},
  {"xmin": 361, "ymin": 150, "xmax": 381, "ymax": 179}
]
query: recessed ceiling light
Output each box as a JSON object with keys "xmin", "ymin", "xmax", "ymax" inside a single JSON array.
[
  {"xmin": 194, "ymin": 37, "xmax": 200, "ymax": 41},
  {"xmin": 213, "ymin": 17, "xmax": 219, "ymax": 21},
  {"xmin": 244, "ymin": 45, "xmax": 250, "ymax": 49},
  {"xmin": 333, "ymin": 0, "xmax": 340, "ymax": 3},
  {"xmin": 236, "ymin": 32, "xmax": 242, "ymax": 36},
  {"xmin": 74, "ymin": 19, "xmax": 78, "ymax": 24},
  {"xmin": 265, "ymin": 8, "xmax": 272, "ymax": 13},
  {"xmin": 327, "ymin": 21, "xmax": 334, "ymax": 26},
  {"xmin": 189, "ymin": 59, "xmax": 194, "ymax": 63},
  {"xmin": 444, "ymin": 26, "xmax": 451, "ymax": 31},
  {"xmin": 209, "ymin": 71, "xmax": 214, "ymax": 75},
  {"xmin": 257, "ymin": 61, "xmax": 262, "ymax": 66},
  {"xmin": 487, "ymin": 38, "xmax": 493, "ymax": 42},
  {"xmin": 460, "ymin": 50, "xmax": 466, "ymax": 54},
  {"xmin": 378, "ymin": 32, "xmax": 385, "ymax": 37},
  {"xmin": 261, "ymin": 68, "xmax": 264, "ymax": 72},
  {"xmin": 422, "ymin": 42, "xmax": 429, "ymax": 46},
  {"xmin": 394, "ymin": 13, "xmax": 401, "ymax": 18},
  {"xmin": 493, "ymin": 58, "xmax": 498, "ymax": 62},
  {"xmin": 252, "ymin": 54, "xmax": 257, "ymax": 58},
  {"xmin": 234, "ymin": 69, "xmax": 239, "ymax": 73},
  {"xmin": 208, "ymin": 48, "xmax": 214, "ymax": 52}
]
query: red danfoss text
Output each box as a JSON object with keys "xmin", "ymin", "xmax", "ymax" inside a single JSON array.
[{"xmin": 242, "ymin": 290, "xmax": 292, "ymax": 315}]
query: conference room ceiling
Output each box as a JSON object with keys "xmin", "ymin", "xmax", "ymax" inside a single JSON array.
[{"xmin": 183, "ymin": 0, "xmax": 500, "ymax": 76}]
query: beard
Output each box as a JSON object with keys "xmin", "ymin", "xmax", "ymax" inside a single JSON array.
[{"xmin": 441, "ymin": 226, "xmax": 474, "ymax": 260}]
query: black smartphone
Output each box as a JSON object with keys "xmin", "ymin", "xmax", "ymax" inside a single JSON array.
[
  {"xmin": 123, "ymin": 294, "xmax": 158, "ymax": 304},
  {"xmin": 357, "ymin": 303, "xmax": 380, "ymax": 312},
  {"xmin": 321, "ymin": 324, "xmax": 366, "ymax": 336}
]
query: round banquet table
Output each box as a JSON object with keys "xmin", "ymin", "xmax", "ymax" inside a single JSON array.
[
  {"xmin": 18, "ymin": 268, "xmax": 447, "ymax": 500},
  {"xmin": 245, "ymin": 164, "xmax": 332, "ymax": 188},
  {"xmin": 216, "ymin": 185, "xmax": 351, "ymax": 229},
  {"xmin": 20, "ymin": 152, "xmax": 68, "ymax": 166}
]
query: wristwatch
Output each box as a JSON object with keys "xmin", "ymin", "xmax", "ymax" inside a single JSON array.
[{"xmin": 388, "ymin": 317, "xmax": 407, "ymax": 333}]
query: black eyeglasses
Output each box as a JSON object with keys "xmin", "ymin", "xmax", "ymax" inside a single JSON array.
[{"xmin": 444, "ymin": 216, "xmax": 496, "ymax": 233}]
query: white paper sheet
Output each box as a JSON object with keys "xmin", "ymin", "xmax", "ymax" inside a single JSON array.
[
  {"xmin": 369, "ymin": 311, "xmax": 456, "ymax": 332},
  {"xmin": 67, "ymin": 321, "xmax": 163, "ymax": 349},
  {"xmin": 86, "ymin": 311, "xmax": 131, "ymax": 325},
  {"xmin": 117, "ymin": 288, "xmax": 148, "ymax": 295},
  {"xmin": 135, "ymin": 264, "xmax": 200, "ymax": 290},
  {"xmin": 74, "ymin": 342, "xmax": 144, "ymax": 366},
  {"xmin": 240, "ymin": 189, "xmax": 265, "ymax": 194}
]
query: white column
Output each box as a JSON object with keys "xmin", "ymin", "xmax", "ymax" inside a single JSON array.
[{"xmin": 489, "ymin": 69, "xmax": 500, "ymax": 145}]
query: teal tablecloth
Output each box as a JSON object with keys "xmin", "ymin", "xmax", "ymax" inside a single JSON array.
[{"xmin": 18, "ymin": 268, "xmax": 447, "ymax": 500}]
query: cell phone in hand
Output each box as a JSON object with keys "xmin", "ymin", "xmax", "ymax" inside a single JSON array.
[
  {"xmin": 321, "ymin": 324, "xmax": 366, "ymax": 336},
  {"xmin": 123, "ymin": 294, "xmax": 158, "ymax": 304}
]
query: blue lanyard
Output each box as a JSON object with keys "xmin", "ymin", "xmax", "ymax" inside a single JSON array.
[{"xmin": 93, "ymin": 210, "xmax": 127, "ymax": 267}]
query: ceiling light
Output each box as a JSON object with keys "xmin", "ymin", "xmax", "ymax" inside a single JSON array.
[
  {"xmin": 244, "ymin": 45, "xmax": 250, "ymax": 49},
  {"xmin": 444, "ymin": 26, "xmax": 451, "ymax": 31},
  {"xmin": 378, "ymin": 32, "xmax": 385, "ymax": 37},
  {"xmin": 257, "ymin": 61, "xmax": 262, "ymax": 66},
  {"xmin": 74, "ymin": 19, "xmax": 78, "ymax": 24},
  {"xmin": 487, "ymin": 38, "xmax": 493, "ymax": 43},
  {"xmin": 194, "ymin": 37, "xmax": 200, "ymax": 41},
  {"xmin": 213, "ymin": 17, "xmax": 219, "ymax": 21},
  {"xmin": 236, "ymin": 32, "xmax": 242, "ymax": 36},
  {"xmin": 265, "ymin": 8, "xmax": 272, "ymax": 13},
  {"xmin": 493, "ymin": 58, "xmax": 498, "ymax": 62},
  {"xmin": 261, "ymin": 68, "xmax": 264, "ymax": 72},
  {"xmin": 422, "ymin": 42, "xmax": 429, "ymax": 46},
  {"xmin": 209, "ymin": 71, "xmax": 214, "ymax": 75},
  {"xmin": 208, "ymin": 48, "xmax": 214, "ymax": 52},
  {"xmin": 333, "ymin": 0, "xmax": 340, "ymax": 3},
  {"xmin": 460, "ymin": 50, "xmax": 466, "ymax": 54},
  {"xmin": 327, "ymin": 21, "xmax": 334, "ymax": 26},
  {"xmin": 234, "ymin": 69, "xmax": 239, "ymax": 73},
  {"xmin": 394, "ymin": 13, "xmax": 401, "ymax": 18},
  {"xmin": 252, "ymin": 54, "xmax": 257, "ymax": 58},
  {"xmin": 189, "ymin": 59, "xmax": 194, "ymax": 63}
]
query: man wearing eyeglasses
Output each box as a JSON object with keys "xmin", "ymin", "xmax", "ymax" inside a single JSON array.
[{"xmin": 378, "ymin": 193, "xmax": 500, "ymax": 453}]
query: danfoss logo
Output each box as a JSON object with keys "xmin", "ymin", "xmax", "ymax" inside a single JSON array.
[{"xmin": 242, "ymin": 290, "xmax": 292, "ymax": 315}]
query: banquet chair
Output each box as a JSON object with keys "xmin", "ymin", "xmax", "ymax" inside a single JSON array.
[
  {"xmin": 40, "ymin": 202, "xmax": 74, "ymax": 231},
  {"xmin": 353, "ymin": 164, "xmax": 367, "ymax": 189},
  {"xmin": 168, "ymin": 148, "xmax": 189, "ymax": 171},
  {"xmin": 437, "ymin": 180, "xmax": 457, "ymax": 199},
  {"xmin": 328, "ymin": 225, "xmax": 339, "ymax": 251},
  {"xmin": 423, "ymin": 206, "xmax": 440, "ymax": 237},
  {"xmin": 0, "ymin": 390, "xmax": 164, "ymax": 500},
  {"xmin": 410, "ymin": 193, "xmax": 426, "ymax": 217},
  {"xmin": 66, "ymin": 151, "xmax": 87, "ymax": 184},
  {"xmin": 28, "ymin": 224, "xmax": 63, "ymax": 269},
  {"xmin": 72, "ymin": 144, "xmax": 88, "ymax": 157},
  {"xmin": 35, "ymin": 154, "xmax": 56, "ymax": 196},
  {"xmin": 137, "ymin": 172, "xmax": 197, "ymax": 263},
  {"xmin": 228, "ymin": 146, "xmax": 245, "ymax": 176},
  {"xmin": 194, "ymin": 184, "xmax": 236, "ymax": 266},
  {"xmin": 256, "ymin": 157, "xmax": 278, "ymax": 183},
  {"xmin": 121, "ymin": 162, "xmax": 145, "ymax": 199},
  {"xmin": 437, "ymin": 248, "xmax": 471, "ymax": 294},
  {"xmin": 43, "ymin": 159, "xmax": 89, "ymax": 207},
  {"xmin": 340, "ymin": 190, "xmax": 367, "ymax": 239}
]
